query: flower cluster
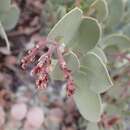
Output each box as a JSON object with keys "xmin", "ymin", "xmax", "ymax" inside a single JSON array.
[
  {"xmin": 21, "ymin": 37, "xmax": 75, "ymax": 96},
  {"xmin": 21, "ymin": 38, "xmax": 47, "ymax": 70}
]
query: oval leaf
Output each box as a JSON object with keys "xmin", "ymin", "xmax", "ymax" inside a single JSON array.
[
  {"xmin": 69, "ymin": 17, "xmax": 101, "ymax": 54},
  {"xmin": 101, "ymin": 34, "xmax": 130, "ymax": 52},
  {"xmin": 74, "ymin": 71, "xmax": 102, "ymax": 122},
  {"xmin": 48, "ymin": 7, "xmax": 101, "ymax": 54},
  {"xmin": 105, "ymin": 0, "xmax": 124, "ymax": 28},
  {"xmin": 80, "ymin": 51, "xmax": 113, "ymax": 94},
  {"xmin": 48, "ymin": 7, "xmax": 82, "ymax": 44},
  {"xmin": 1, "ymin": 4, "xmax": 20, "ymax": 30},
  {"xmin": 93, "ymin": 0, "xmax": 109, "ymax": 22},
  {"xmin": 87, "ymin": 122, "xmax": 99, "ymax": 130}
]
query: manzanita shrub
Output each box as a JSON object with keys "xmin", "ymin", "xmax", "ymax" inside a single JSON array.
[
  {"xmin": 21, "ymin": 7, "xmax": 113, "ymax": 123},
  {"xmin": 2, "ymin": 0, "xmax": 130, "ymax": 129}
]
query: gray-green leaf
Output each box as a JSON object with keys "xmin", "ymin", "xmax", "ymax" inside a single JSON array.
[
  {"xmin": 0, "ymin": 22, "xmax": 10, "ymax": 51},
  {"xmin": 70, "ymin": 17, "xmax": 101, "ymax": 54},
  {"xmin": 1, "ymin": 4, "xmax": 20, "ymax": 30},
  {"xmin": 91, "ymin": 46, "xmax": 107, "ymax": 63},
  {"xmin": 100, "ymin": 34, "xmax": 130, "ymax": 52},
  {"xmin": 105, "ymin": 0, "xmax": 124, "ymax": 28},
  {"xmin": 0, "ymin": 0, "xmax": 10, "ymax": 13},
  {"xmin": 48, "ymin": 7, "xmax": 101, "ymax": 54},
  {"xmin": 93, "ymin": 0, "xmax": 109, "ymax": 22},
  {"xmin": 48, "ymin": 7, "xmax": 82, "ymax": 44},
  {"xmin": 74, "ymin": 71, "xmax": 102, "ymax": 122},
  {"xmin": 87, "ymin": 122, "xmax": 99, "ymax": 130},
  {"xmin": 80, "ymin": 51, "xmax": 113, "ymax": 94}
]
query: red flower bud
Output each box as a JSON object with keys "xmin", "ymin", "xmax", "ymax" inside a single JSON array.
[
  {"xmin": 31, "ymin": 65, "xmax": 43, "ymax": 76},
  {"xmin": 66, "ymin": 80, "xmax": 75, "ymax": 96},
  {"xmin": 36, "ymin": 73, "xmax": 49, "ymax": 89}
]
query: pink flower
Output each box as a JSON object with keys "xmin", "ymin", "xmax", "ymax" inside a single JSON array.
[
  {"xmin": 11, "ymin": 103, "xmax": 27, "ymax": 120},
  {"xmin": 66, "ymin": 80, "xmax": 75, "ymax": 96},
  {"xmin": 56, "ymin": 47, "xmax": 75, "ymax": 96},
  {"xmin": 36, "ymin": 73, "xmax": 49, "ymax": 89},
  {"xmin": 21, "ymin": 38, "xmax": 47, "ymax": 70},
  {"xmin": 21, "ymin": 38, "xmax": 75, "ymax": 96}
]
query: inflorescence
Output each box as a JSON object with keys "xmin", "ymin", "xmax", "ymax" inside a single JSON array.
[{"xmin": 21, "ymin": 37, "xmax": 75, "ymax": 96}]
